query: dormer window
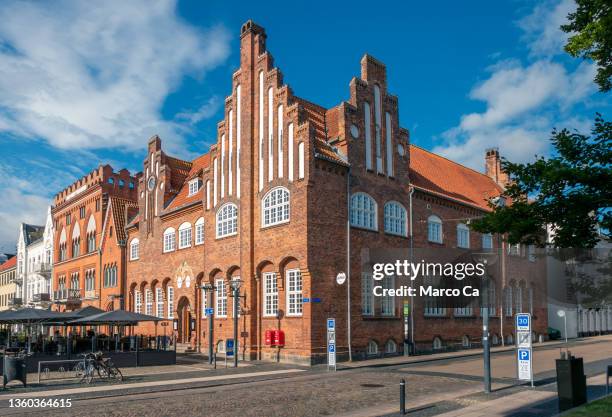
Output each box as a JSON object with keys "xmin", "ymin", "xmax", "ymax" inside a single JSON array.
[{"xmin": 188, "ymin": 178, "xmax": 202, "ymax": 196}]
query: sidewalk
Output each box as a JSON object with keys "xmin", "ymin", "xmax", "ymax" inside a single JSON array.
[{"xmin": 339, "ymin": 337, "xmax": 586, "ymax": 370}]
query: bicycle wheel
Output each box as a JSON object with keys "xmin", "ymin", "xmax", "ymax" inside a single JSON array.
[
  {"xmin": 111, "ymin": 365, "xmax": 123, "ymax": 381},
  {"xmin": 85, "ymin": 363, "xmax": 95, "ymax": 384}
]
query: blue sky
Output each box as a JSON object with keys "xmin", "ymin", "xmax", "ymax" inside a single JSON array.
[{"xmin": 0, "ymin": 0, "xmax": 609, "ymax": 251}]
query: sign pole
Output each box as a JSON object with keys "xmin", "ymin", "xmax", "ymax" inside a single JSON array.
[
  {"xmin": 516, "ymin": 313, "xmax": 533, "ymax": 388},
  {"xmin": 327, "ymin": 318, "xmax": 336, "ymax": 371}
]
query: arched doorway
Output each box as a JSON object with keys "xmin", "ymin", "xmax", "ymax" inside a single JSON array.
[{"xmin": 176, "ymin": 296, "xmax": 191, "ymax": 343}]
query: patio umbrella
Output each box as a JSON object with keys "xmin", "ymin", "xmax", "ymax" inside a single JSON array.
[{"xmin": 67, "ymin": 310, "xmax": 163, "ymax": 325}]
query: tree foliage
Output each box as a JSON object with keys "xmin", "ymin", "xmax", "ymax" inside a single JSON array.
[
  {"xmin": 472, "ymin": 115, "xmax": 612, "ymax": 248},
  {"xmin": 562, "ymin": 0, "xmax": 612, "ymax": 92}
]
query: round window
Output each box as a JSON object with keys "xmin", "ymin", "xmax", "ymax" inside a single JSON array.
[
  {"xmin": 350, "ymin": 124, "xmax": 360, "ymax": 139},
  {"xmin": 147, "ymin": 176, "xmax": 156, "ymax": 191}
]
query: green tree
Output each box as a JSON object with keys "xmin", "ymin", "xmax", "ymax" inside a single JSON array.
[
  {"xmin": 472, "ymin": 115, "xmax": 611, "ymax": 248},
  {"xmin": 562, "ymin": 0, "xmax": 612, "ymax": 92}
]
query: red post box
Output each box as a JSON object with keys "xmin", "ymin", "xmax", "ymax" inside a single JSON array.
[
  {"xmin": 273, "ymin": 330, "xmax": 285, "ymax": 347},
  {"xmin": 265, "ymin": 329, "xmax": 274, "ymax": 346}
]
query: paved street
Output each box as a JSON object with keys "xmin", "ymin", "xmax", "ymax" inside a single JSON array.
[{"xmin": 0, "ymin": 335, "xmax": 610, "ymax": 417}]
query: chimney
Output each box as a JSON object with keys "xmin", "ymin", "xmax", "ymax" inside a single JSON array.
[{"xmin": 485, "ymin": 148, "xmax": 509, "ymax": 188}]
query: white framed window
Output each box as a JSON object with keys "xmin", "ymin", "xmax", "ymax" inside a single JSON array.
[
  {"xmin": 298, "ymin": 142, "xmax": 305, "ymax": 179},
  {"xmin": 163, "ymin": 228, "xmax": 176, "ymax": 252},
  {"xmin": 156, "ymin": 287, "xmax": 164, "ymax": 318},
  {"xmin": 286, "ymin": 269, "xmax": 303, "ymax": 316},
  {"xmin": 215, "ymin": 279, "xmax": 227, "ymax": 317},
  {"xmin": 384, "ymin": 201, "xmax": 407, "ymax": 236},
  {"xmin": 385, "ymin": 339, "xmax": 397, "ymax": 354},
  {"xmin": 135, "ymin": 290, "xmax": 142, "ymax": 313},
  {"xmin": 130, "ymin": 238, "xmax": 139, "ymax": 260},
  {"xmin": 454, "ymin": 302, "xmax": 473, "ymax": 317},
  {"xmin": 263, "ymin": 272, "xmax": 278, "ymax": 317},
  {"xmin": 361, "ymin": 272, "xmax": 374, "ymax": 316},
  {"xmin": 367, "ymin": 340, "xmax": 378, "ymax": 355},
  {"xmin": 216, "ymin": 203, "xmax": 238, "ymax": 238},
  {"xmin": 424, "ymin": 277, "xmax": 446, "ymax": 316},
  {"xmin": 262, "ymin": 187, "xmax": 290, "ymax": 227},
  {"xmin": 188, "ymin": 178, "xmax": 201, "ymax": 196},
  {"xmin": 167, "ymin": 287, "xmax": 174, "ymax": 319},
  {"xmin": 178, "ymin": 222, "xmax": 192, "ymax": 249},
  {"xmin": 427, "ymin": 215, "xmax": 443, "ymax": 243},
  {"xmin": 482, "ymin": 233, "xmax": 493, "ymax": 250},
  {"xmin": 480, "ymin": 283, "xmax": 496, "ymax": 317},
  {"xmin": 381, "ymin": 275, "xmax": 395, "ymax": 316},
  {"xmin": 145, "ymin": 289, "xmax": 153, "ymax": 316},
  {"xmin": 195, "ymin": 217, "xmax": 204, "ymax": 245},
  {"xmin": 457, "ymin": 223, "xmax": 470, "ymax": 248},
  {"xmin": 350, "ymin": 193, "xmax": 377, "ymax": 230}
]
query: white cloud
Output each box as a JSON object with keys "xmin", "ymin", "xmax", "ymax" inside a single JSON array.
[
  {"xmin": 517, "ymin": 0, "xmax": 575, "ymax": 58},
  {"xmin": 433, "ymin": 0, "xmax": 599, "ymax": 170},
  {"xmin": 176, "ymin": 96, "xmax": 222, "ymax": 125},
  {"xmin": 0, "ymin": 0, "xmax": 230, "ymax": 153}
]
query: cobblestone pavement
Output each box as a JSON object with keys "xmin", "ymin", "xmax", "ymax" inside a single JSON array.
[{"xmin": 1, "ymin": 336, "xmax": 610, "ymax": 417}]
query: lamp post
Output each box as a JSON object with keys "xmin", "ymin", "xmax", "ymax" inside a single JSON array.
[
  {"xmin": 201, "ymin": 283, "xmax": 214, "ymax": 364},
  {"xmin": 557, "ymin": 309, "xmax": 567, "ymax": 344},
  {"xmin": 230, "ymin": 278, "xmax": 242, "ymax": 368}
]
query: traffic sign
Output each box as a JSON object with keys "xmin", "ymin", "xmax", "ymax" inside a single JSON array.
[
  {"xmin": 517, "ymin": 331, "xmax": 531, "ymax": 348},
  {"xmin": 517, "ymin": 348, "xmax": 531, "ymax": 380},
  {"xmin": 303, "ymin": 298, "xmax": 310, "ymax": 303},
  {"xmin": 205, "ymin": 308, "xmax": 214, "ymax": 316},
  {"xmin": 516, "ymin": 313, "xmax": 530, "ymax": 331},
  {"xmin": 327, "ymin": 318, "xmax": 335, "ymax": 331},
  {"xmin": 226, "ymin": 339, "xmax": 234, "ymax": 357}
]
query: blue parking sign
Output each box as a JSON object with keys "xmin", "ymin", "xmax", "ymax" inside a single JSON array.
[
  {"xmin": 329, "ymin": 343, "xmax": 335, "ymax": 353},
  {"xmin": 327, "ymin": 318, "xmax": 335, "ymax": 330},
  {"xmin": 518, "ymin": 348, "xmax": 530, "ymax": 361}
]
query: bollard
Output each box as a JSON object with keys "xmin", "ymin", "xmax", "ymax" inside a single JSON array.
[{"xmin": 400, "ymin": 378, "xmax": 406, "ymax": 415}]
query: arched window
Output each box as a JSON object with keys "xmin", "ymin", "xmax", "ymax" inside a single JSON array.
[
  {"xmin": 86, "ymin": 215, "xmax": 96, "ymax": 252},
  {"xmin": 350, "ymin": 193, "xmax": 377, "ymax": 230},
  {"xmin": 155, "ymin": 287, "xmax": 164, "ymax": 318},
  {"xmin": 384, "ymin": 201, "xmax": 407, "ymax": 236},
  {"xmin": 506, "ymin": 334, "xmax": 514, "ymax": 345},
  {"xmin": 462, "ymin": 335, "xmax": 470, "ymax": 348},
  {"xmin": 433, "ymin": 337, "xmax": 443, "ymax": 350},
  {"xmin": 492, "ymin": 334, "xmax": 499, "ymax": 345},
  {"xmin": 216, "ymin": 203, "xmax": 238, "ymax": 238},
  {"xmin": 71, "ymin": 222, "xmax": 81, "ymax": 257},
  {"xmin": 217, "ymin": 340, "xmax": 226, "ymax": 354},
  {"xmin": 59, "ymin": 228, "xmax": 67, "ymax": 261},
  {"xmin": 195, "ymin": 217, "xmax": 204, "ymax": 245},
  {"xmin": 130, "ymin": 238, "xmax": 139, "ymax": 260},
  {"xmin": 427, "ymin": 215, "xmax": 442, "ymax": 243},
  {"xmin": 134, "ymin": 290, "xmax": 142, "ymax": 313},
  {"xmin": 385, "ymin": 339, "xmax": 397, "ymax": 354},
  {"xmin": 367, "ymin": 340, "xmax": 378, "ymax": 355},
  {"xmin": 457, "ymin": 223, "xmax": 470, "ymax": 248},
  {"xmin": 145, "ymin": 289, "xmax": 153, "ymax": 315},
  {"xmin": 70, "ymin": 273, "xmax": 79, "ymax": 290},
  {"xmin": 163, "ymin": 227, "xmax": 176, "ymax": 252},
  {"xmin": 178, "ymin": 222, "xmax": 192, "ymax": 249},
  {"xmin": 262, "ymin": 187, "xmax": 290, "ymax": 227}
]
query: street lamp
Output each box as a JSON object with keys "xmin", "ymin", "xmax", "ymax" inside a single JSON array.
[
  {"xmin": 557, "ymin": 309, "xmax": 568, "ymax": 345},
  {"xmin": 230, "ymin": 278, "xmax": 242, "ymax": 368},
  {"xmin": 200, "ymin": 283, "xmax": 215, "ymax": 364}
]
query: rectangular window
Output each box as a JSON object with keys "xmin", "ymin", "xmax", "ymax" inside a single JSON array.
[
  {"xmin": 179, "ymin": 227, "xmax": 192, "ymax": 249},
  {"xmin": 361, "ymin": 272, "xmax": 374, "ymax": 316},
  {"xmin": 163, "ymin": 232, "xmax": 175, "ymax": 252},
  {"xmin": 95, "ymin": 199, "xmax": 101, "ymax": 212},
  {"xmin": 381, "ymin": 275, "xmax": 395, "ymax": 316},
  {"xmin": 156, "ymin": 288, "xmax": 164, "ymax": 318},
  {"xmin": 263, "ymin": 272, "xmax": 278, "ymax": 317},
  {"xmin": 457, "ymin": 227, "xmax": 470, "ymax": 248},
  {"xmin": 424, "ymin": 276, "xmax": 446, "ymax": 317},
  {"xmin": 298, "ymin": 142, "xmax": 305, "ymax": 179},
  {"xmin": 80, "ymin": 206, "xmax": 85, "ymax": 219},
  {"xmin": 286, "ymin": 269, "xmax": 303, "ymax": 316},
  {"xmin": 145, "ymin": 289, "xmax": 153, "ymax": 316},
  {"xmin": 428, "ymin": 222, "xmax": 442, "ymax": 243},
  {"xmin": 215, "ymin": 279, "xmax": 227, "ymax": 317},
  {"xmin": 135, "ymin": 291, "xmax": 142, "ymax": 314},
  {"xmin": 167, "ymin": 287, "xmax": 174, "ymax": 319},
  {"xmin": 130, "ymin": 242, "xmax": 139, "ymax": 260},
  {"xmin": 482, "ymin": 233, "xmax": 493, "ymax": 250},
  {"xmin": 195, "ymin": 222, "xmax": 204, "ymax": 245},
  {"xmin": 504, "ymin": 287, "xmax": 513, "ymax": 317},
  {"xmin": 188, "ymin": 178, "xmax": 201, "ymax": 196},
  {"xmin": 66, "ymin": 213, "xmax": 71, "ymax": 225}
]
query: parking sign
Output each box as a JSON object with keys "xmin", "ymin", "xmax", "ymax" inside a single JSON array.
[
  {"xmin": 327, "ymin": 318, "xmax": 336, "ymax": 371},
  {"xmin": 517, "ymin": 348, "xmax": 531, "ymax": 380}
]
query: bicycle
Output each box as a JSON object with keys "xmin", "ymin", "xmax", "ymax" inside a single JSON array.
[{"xmin": 74, "ymin": 352, "xmax": 123, "ymax": 383}]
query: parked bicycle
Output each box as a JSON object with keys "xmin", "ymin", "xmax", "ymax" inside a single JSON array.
[{"xmin": 74, "ymin": 352, "xmax": 123, "ymax": 384}]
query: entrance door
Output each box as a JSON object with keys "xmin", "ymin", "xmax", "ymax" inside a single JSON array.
[{"xmin": 177, "ymin": 297, "xmax": 191, "ymax": 343}]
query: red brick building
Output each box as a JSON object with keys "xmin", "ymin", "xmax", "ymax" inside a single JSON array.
[
  {"xmin": 51, "ymin": 165, "xmax": 139, "ymax": 312},
  {"xmin": 121, "ymin": 20, "xmax": 547, "ymax": 364}
]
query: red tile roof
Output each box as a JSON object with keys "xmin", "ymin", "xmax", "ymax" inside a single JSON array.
[
  {"xmin": 0, "ymin": 256, "xmax": 16, "ymax": 272},
  {"xmin": 409, "ymin": 144, "xmax": 503, "ymax": 211},
  {"xmin": 164, "ymin": 152, "xmax": 210, "ymax": 212}
]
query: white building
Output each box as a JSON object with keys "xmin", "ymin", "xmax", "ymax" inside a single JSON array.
[{"xmin": 16, "ymin": 207, "xmax": 54, "ymax": 308}]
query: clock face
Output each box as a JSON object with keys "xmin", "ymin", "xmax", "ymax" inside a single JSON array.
[
  {"xmin": 147, "ymin": 176, "xmax": 156, "ymax": 191},
  {"xmin": 350, "ymin": 124, "xmax": 360, "ymax": 139}
]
